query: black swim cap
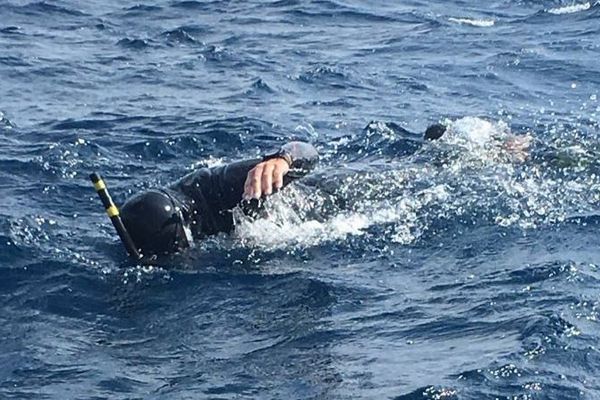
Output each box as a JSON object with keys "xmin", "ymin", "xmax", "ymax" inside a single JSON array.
[
  {"xmin": 424, "ymin": 123, "xmax": 447, "ymax": 141},
  {"xmin": 121, "ymin": 189, "xmax": 191, "ymax": 257}
]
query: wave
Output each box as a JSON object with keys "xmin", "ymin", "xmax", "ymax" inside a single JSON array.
[
  {"xmin": 247, "ymin": 78, "xmax": 276, "ymax": 94},
  {"xmin": 117, "ymin": 37, "xmax": 152, "ymax": 50},
  {"xmin": 161, "ymin": 27, "xmax": 204, "ymax": 46},
  {"xmin": 448, "ymin": 17, "xmax": 495, "ymax": 27},
  {"xmin": 198, "ymin": 44, "xmax": 235, "ymax": 63},
  {"xmin": 547, "ymin": 2, "xmax": 591, "ymax": 14},
  {"xmin": 288, "ymin": 8, "xmax": 397, "ymax": 23},
  {"xmin": 290, "ymin": 65, "xmax": 355, "ymax": 89},
  {"xmin": 328, "ymin": 120, "xmax": 422, "ymax": 161},
  {"xmin": 0, "ymin": 111, "xmax": 15, "ymax": 128},
  {"xmin": 0, "ymin": 26, "xmax": 22, "ymax": 35},
  {"xmin": 15, "ymin": 1, "xmax": 87, "ymax": 17},
  {"xmin": 123, "ymin": 4, "xmax": 163, "ymax": 13},
  {"xmin": 277, "ymin": 0, "xmax": 398, "ymax": 23},
  {"xmin": 170, "ymin": 0, "xmax": 219, "ymax": 9}
]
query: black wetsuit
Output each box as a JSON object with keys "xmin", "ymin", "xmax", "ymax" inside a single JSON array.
[{"xmin": 164, "ymin": 141, "xmax": 319, "ymax": 239}]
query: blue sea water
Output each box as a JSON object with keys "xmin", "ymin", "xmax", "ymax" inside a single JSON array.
[{"xmin": 1, "ymin": 0, "xmax": 600, "ymax": 398}]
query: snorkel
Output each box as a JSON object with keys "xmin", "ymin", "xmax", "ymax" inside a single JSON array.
[{"xmin": 89, "ymin": 173, "xmax": 142, "ymax": 260}]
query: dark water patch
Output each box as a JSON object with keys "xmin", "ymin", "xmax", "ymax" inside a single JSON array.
[
  {"xmin": 291, "ymin": 65, "xmax": 361, "ymax": 90},
  {"xmin": 0, "ymin": 26, "xmax": 22, "ymax": 35},
  {"xmin": 394, "ymin": 76, "xmax": 429, "ymax": 92},
  {"xmin": 117, "ymin": 37, "xmax": 153, "ymax": 50},
  {"xmin": 95, "ymin": 376, "xmax": 145, "ymax": 394},
  {"xmin": 119, "ymin": 137, "xmax": 198, "ymax": 166},
  {"xmin": 247, "ymin": 78, "xmax": 276, "ymax": 94},
  {"xmin": 432, "ymin": 260, "xmax": 585, "ymax": 292},
  {"xmin": 94, "ymin": 22, "xmax": 108, "ymax": 30},
  {"xmin": 281, "ymin": 1, "xmax": 398, "ymax": 23},
  {"xmin": 39, "ymin": 113, "xmax": 153, "ymax": 133},
  {"xmin": 198, "ymin": 44, "xmax": 243, "ymax": 66},
  {"xmin": 520, "ymin": 311, "xmax": 576, "ymax": 349},
  {"xmin": 195, "ymin": 116, "xmax": 284, "ymax": 148},
  {"xmin": 0, "ymin": 235, "xmax": 26, "ymax": 266},
  {"xmin": 118, "ymin": 68, "xmax": 167, "ymax": 85},
  {"xmin": 170, "ymin": 0, "xmax": 219, "ymax": 10},
  {"xmin": 506, "ymin": 261, "xmax": 582, "ymax": 286},
  {"xmin": 449, "ymin": 366, "xmax": 585, "ymax": 399},
  {"xmin": 307, "ymin": 98, "xmax": 355, "ymax": 107},
  {"xmin": 14, "ymin": 1, "xmax": 88, "ymax": 17},
  {"xmin": 563, "ymin": 214, "xmax": 600, "ymax": 226},
  {"xmin": 269, "ymin": 0, "xmax": 301, "ymax": 7},
  {"xmin": 296, "ymin": 65, "xmax": 347, "ymax": 82},
  {"xmin": 0, "ymin": 56, "xmax": 32, "ymax": 68},
  {"xmin": 161, "ymin": 27, "xmax": 203, "ymax": 46},
  {"xmin": 291, "ymin": 8, "xmax": 397, "ymax": 23},
  {"xmin": 0, "ymin": 158, "xmax": 59, "ymax": 183},
  {"xmin": 94, "ymin": 54, "xmax": 132, "ymax": 65},
  {"xmin": 0, "ymin": 112, "xmax": 16, "ymax": 128},
  {"xmin": 114, "ymin": 116, "xmax": 282, "ymax": 164},
  {"xmin": 50, "ymin": 118, "xmax": 117, "ymax": 131},
  {"xmin": 392, "ymin": 385, "xmax": 458, "ymax": 399},
  {"xmin": 330, "ymin": 120, "xmax": 422, "ymax": 161},
  {"xmin": 123, "ymin": 4, "xmax": 163, "ymax": 14},
  {"xmin": 0, "ymin": 260, "xmax": 109, "ymax": 322},
  {"xmin": 581, "ymin": 2, "xmax": 600, "ymax": 20}
]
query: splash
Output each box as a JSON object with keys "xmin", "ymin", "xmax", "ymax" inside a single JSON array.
[
  {"xmin": 231, "ymin": 117, "xmax": 600, "ymax": 251},
  {"xmin": 233, "ymin": 182, "xmax": 451, "ymax": 250},
  {"xmin": 442, "ymin": 117, "xmax": 509, "ymax": 148}
]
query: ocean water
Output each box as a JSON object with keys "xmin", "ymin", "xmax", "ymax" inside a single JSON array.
[{"xmin": 1, "ymin": 0, "xmax": 600, "ymax": 399}]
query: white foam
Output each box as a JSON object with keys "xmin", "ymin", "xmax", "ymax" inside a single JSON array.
[
  {"xmin": 547, "ymin": 2, "xmax": 591, "ymax": 14},
  {"xmin": 441, "ymin": 117, "xmax": 510, "ymax": 154},
  {"xmin": 233, "ymin": 183, "xmax": 450, "ymax": 250},
  {"xmin": 449, "ymin": 18, "xmax": 495, "ymax": 27}
]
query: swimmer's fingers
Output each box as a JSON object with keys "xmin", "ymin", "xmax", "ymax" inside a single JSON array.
[
  {"xmin": 243, "ymin": 158, "xmax": 290, "ymax": 200},
  {"xmin": 272, "ymin": 159, "xmax": 289, "ymax": 190},
  {"xmin": 244, "ymin": 163, "xmax": 264, "ymax": 200},
  {"xmin": 261, "ymin": 162, "xmax": 275, "ymax": 196},
  {"xmin": 243, "ymin": 159, "xmax": 290, "ymax": 200},
  {"xmin": 259, "ymin": 158, "xmax": 289, "ymax": 196}
]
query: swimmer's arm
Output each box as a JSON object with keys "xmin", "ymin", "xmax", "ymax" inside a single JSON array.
[
  {"xmin": 244, "ymin": 141, "xmax": 319, "ymax": 200},
  {"xmin": 208, "ymin": 142, "xmax": 318, "ymax": 210}
]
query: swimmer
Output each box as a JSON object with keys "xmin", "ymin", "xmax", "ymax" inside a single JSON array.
[
  {"xmin": 92, "ymin": 119, "xmax": 532, "ymax": 261},
  {"xmin": 114, "ymin": 141, "xmax": 318, "ymax": 260}
]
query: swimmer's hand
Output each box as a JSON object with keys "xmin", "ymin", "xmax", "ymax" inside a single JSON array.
[{"xmin": 243, "ymin": 157, "xmax": 290, "ymax": 200}]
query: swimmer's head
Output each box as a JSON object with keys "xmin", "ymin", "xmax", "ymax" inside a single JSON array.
[
  {"xmin": 121, "ymin": 189, "xmax": 192, "ymax": 257},
  {"xmin": 424, "ymin": 123, "xmax": 447, "ymax": 141}
]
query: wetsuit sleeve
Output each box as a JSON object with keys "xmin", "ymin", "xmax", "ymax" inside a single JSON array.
[
  {"xmin": 264, "ymin": 141, "xmax": 319, "ymax": 178},
  {"xmin": 211, "ymin": 141, "xmax": 319, "ymax": 211},
  {"xmin": 169, "ymin": 142, "xmax": 318, "ymax": 236}
]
